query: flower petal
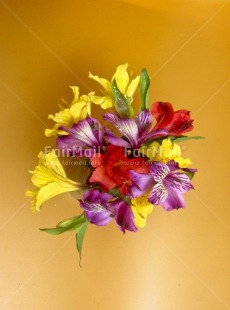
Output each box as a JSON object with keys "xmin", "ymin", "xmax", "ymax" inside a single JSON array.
[
  {"xmin": 45, "ymin": 124, "xmax": 69, "ymax": 137},
  {"xmin": 90, "ymin": 153, "xmax": 104, "ymax": 168},
  {"xmin": 148, "ymin": 182, "xmax": 168, "ymax": 205},
  {"xmin": 88, "ymin": 73, "xmax": 111, "ymax": 94},
  {"xmin": 26, "ymin": 182, "xmax": 78, "ymax": 213},
  {"xmin": 164, "ymin": 173, "xmax": 193, "ymax": 194},
  {"xmin": 131, "ymin": 193, "xmax": 154, "ymax": 228},
  {"xmin": 114, "ymin": 201, "xmax": 137, "ymax": 232},
  {"xmin": 129, "ymin": 170, "xmax": 154, "ymax": 197},
  {"xmin": 167, "ymin": 160, "xmax": 197, "ymax": 173},
  {"xmin": 85, "ymin": 209, "xmax": 113, "ymax": 226},
  {"xmin": 45, "ymin": 87, "xmax": 91, "ymax": 137},
  {"xmin": 69, "ymin": 118, "xmax": 102, "ymax": 146},
  {"xmin": 126, "ymin": 75, "xmax": 140, "ymax": 98},
  {"xmin": 104, "ymin": 127, "xmax": 130, "ymax": 147},
  {"xmin": 56, "ymin": 131, "xmax": 83, "ymax": 156},
  {"xmin": 151, "ymin": 102, "xmax": 193, "ymax": 136},
  {"xmin": 143, "ymin": 139, "xmax": 192, "ymax": 168},
  {"xmin": 150, "ymin": 162, "xmax": 169, "ymax": 183},
  {"xmin": 112, "ymin": 63, "xmax": 129, "ymax": 94},
  {"xmin": 69, "ymin": 101, "xmax": 89, "ymax": 123},
  {"xmin": 144, "ymin": 128, "xmax": 168, "ymax": 142},
  {"xmin": 167, "ymin": 110, "xmax": 193, "ymax": 135},
  {"xmin": 89, "ymin": 166, "xmax": 117, "ymax": 190},
  {"xmin": 103, "ymin": 113, "xmax": 139, "ymax": 148},
  {"xmin": 48, "ymin": 108, "xmax": 72, "ymax": 127},
  {"xmin": 26, "ymin": 150, "xmax": 82, "ymax": 212},
  {"xmin": 90, "ymin": 95, "xmax": 114, "ymax": 109},
  {"xmin": 151, "ymin": 102, "xmax": 174, "ymax": 129},
  {"xmin": 83, "ymin": 189, "xmax": 113, "ymax": 203},
  {"xmin": 136, "ymin": 109, "xmax": 153, "ymax": 136},
  {"xmin": 80, "ymin": 189, "xmax": 114, "ymax": 226},
  {"xmin": 175, "ymin": 157, "xmax": 192, "ymax": 169},
  {"xmin": 69, "ymin": 86, "xmax": 80, "ymax": 103},
  {"xmin": 56, "ymin": 118, "xmax": 103, "ymax": 157},
  {"xmin": 161, "ymin": 190, "xmax": 185, "ymax": 211},
  {"xmin": 31, "ymin": 151, "xmax": 67, "ymax": 187}
]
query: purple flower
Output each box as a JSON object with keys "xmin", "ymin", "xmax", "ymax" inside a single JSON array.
[
  {"xmin": 103, "ymin": 110, "xmax": 167, "ymax": 149},
  {"xmin": 130, "ymin": 161, "xmax": 196, "ymax": 211},
  {"xmin": 56, "ymin": 117, "xmax": 103, "ymax": 157},
  {"xmin": 80, "ymin": 189, "xmax": 137, "ymax": 232}
]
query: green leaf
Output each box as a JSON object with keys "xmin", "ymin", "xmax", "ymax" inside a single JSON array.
[
  {"xmin": 112, "ymin": 79, "xmax": 134, "ymax": 118},
  {"xmin": 144, "ymin": 135, "xmax": 205, "ymax": 145},
  {"xmin": 140, "ymin": 68, "xmax": 150, "ymax": 111},
  {"xmin": 57, "ymin": 213, "xmax": 86, "ymax": 229},
  {"xmin": 171, "ymin": 136, "xmax": 205, "ymax": 143},
  {"xmin": 76, "ymin": 221, "xmax": 88, "ymax": 266},
  {"xmin": 40, "ymin": 227, "xmax": 70, "ymax": 235},
  {"xmin": 40, "ymin": 212, "xmax": 87, "ymax": 235},
  {"xmin": 109, "ymin": 187, "xmax": 131, "ymax": 204},
  {"xmin": 40, "ymin": 212, "xmax": 88, "ymax": 265},
  {"xmin": 183, "ymin": 171, "xmax": 195, "ymax": 180}
]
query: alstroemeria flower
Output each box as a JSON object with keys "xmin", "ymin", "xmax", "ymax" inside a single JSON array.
[
  {"xmin": 131, "ymin": 192, "xmax": 154, "ymax": 228},
  {"xmin": 89, "ymin": 63, "xmax": 140, "ymax": 109},
  {"xmin": 45, "ymin": 86, "xmax": 93, "ymax": 137},
  {"xmin": 140, "ymin": 138, "xmax": 191, "ymax": 168},
  {"xmin": 26, "ymin": 150, "xmax": 82, "ymax": 212},
  {"xmin": 56, "ymin": 117, "xmax": 103, "ymax": 157},
  {"xmin": 103, "ymin": 110, "xmax": 167, "ymax": 149},
  {"xmin": 130, "ymin": 161, "xmax": 196, "ymax": 211},
  {"xmin": 80, "ymin": 189, "xmax": 137, "ymax": 232},
  {"xmin": 151, "ymin": 102, "xmax": 193, "ymax": 136},
  {"xmin": 89, "ymin": 145, "xmax": 149, "ymax": 195}
]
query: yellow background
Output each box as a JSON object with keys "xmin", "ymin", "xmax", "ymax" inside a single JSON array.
[{"xmin": 1, "ymin": 0, "xmax": 230, "ymax": 309}]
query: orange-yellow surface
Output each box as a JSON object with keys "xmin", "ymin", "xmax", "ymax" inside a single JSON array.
[{"xmin": 0, "ymin": 0, "xmax": 229, "ymax": 309}]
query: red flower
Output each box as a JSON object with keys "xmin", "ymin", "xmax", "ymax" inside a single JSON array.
[
  {"xmin": 151, "ymin": 102, "xmax": 193, "ymax": 136},
  {"xmin": 89, "ymin": 145, "xmax": 149, "ymax": 195}
]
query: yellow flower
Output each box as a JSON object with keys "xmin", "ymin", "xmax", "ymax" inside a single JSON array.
[
  {"xmin": 45, "ymin": 86, "xmax": 93, "ymax": 137},
  {"xmin": 140, "ymin": 138, "xmax": 191, "ymax": 168},
  {"xmin": 26, "ymin": 150, "xmax": 83, "ymax": 212},
  {"xmin": 131, "ymin": 193, "xmax": 154, "ymax": 228},
  {"xmin": 89, "ymin": 63, "xmax": 140, "ymax": 109}
]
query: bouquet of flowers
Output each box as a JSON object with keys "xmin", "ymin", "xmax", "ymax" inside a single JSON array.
[{"xmin": 26, "ymin": 64, "xmax": 202, "ymax": 263}]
